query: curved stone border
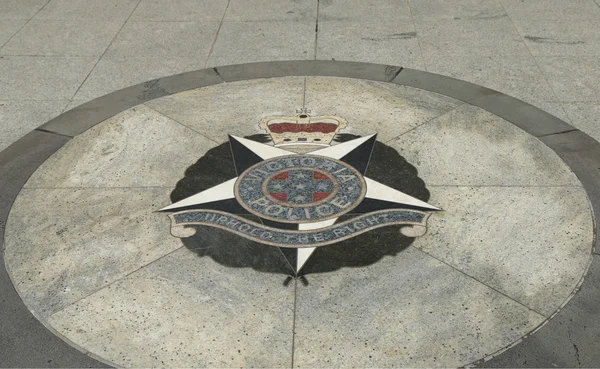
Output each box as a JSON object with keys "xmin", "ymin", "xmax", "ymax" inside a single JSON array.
[{"xmin": 1, "ymin": 60, "xmax": 598, "ymax": 367}]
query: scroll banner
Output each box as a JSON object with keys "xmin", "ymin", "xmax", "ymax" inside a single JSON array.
[{"xmin": 169, "ymin": 209, "xmax": 430, "ymax": 248}]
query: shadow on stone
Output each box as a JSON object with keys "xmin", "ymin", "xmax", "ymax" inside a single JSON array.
[{"xmin": 170, "ymin": 134, "xmax": 430, "ymax": 278}]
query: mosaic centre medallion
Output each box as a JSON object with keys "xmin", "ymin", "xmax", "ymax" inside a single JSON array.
[{"xmin": 160, "ymin": 110, "xmax": 441, "ymax": 273}]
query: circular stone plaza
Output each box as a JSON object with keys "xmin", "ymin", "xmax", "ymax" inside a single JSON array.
[{"xmin": 1, "ymin": 2, "xmax": 600, "ymax": 369}]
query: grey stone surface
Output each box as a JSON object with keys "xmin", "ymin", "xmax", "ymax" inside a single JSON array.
[
  {"xmin": 0, "ymin": 19, "xmax": 26, "ymax": 46},
  {"xmin": 1, "ymin": 20, "xmax": 123, "ymax": 56},
  {"xmin": 514, "ymin": 18, "xmax": 600, "ymax": 57},
  {"xmin": 388, "ymin": 103, "xmax": 580, "ymax": 186},
  {"xmin": 410, "ymin": 0, "xmax": 507, "ymax": 20},
  {"xmin": 40, "ymin": 68, "xmax": 223, "ymax": 137},
  {"xmin": 130, "ymin": 0, "xmax": 227, "ymax": 22},
  {"xmin": 480, "ymin": 256, "xmax": 600, "ymax": 368},
  {"xmin": 501, "ymin": 0, "xmax": 600, "ymax": 20},
  {"xmin": 469, "ymin": 92, "xmax": 574, "ymax": 137},
  {"xmin": 211, "ymin": 21, "xmax": 315, "ymax": 61},
  {"xmin": 215, "ymin": 60, "xmax": 402, "ymax": 83},
  {"xmin": 414, "ymin": 17, "xmax": 529, "ymax": 58},
  {"xmin": 0, "ymin": 130, "xmax": 68, "ymax": 247},
  {"xmin": 61, "ymin": 99, "xmax": 86, "ymax": 113},
  {"xmin": 47, "ymin": 247, "xmax": 294, "ymax": 368},
  {"xmin": 294, "ymin": 246, "xmax": 544, "ymax": 367},
  {"xmin": 105, "ymin": 21, "xmax": 220, "ymax": 58},
  {"xmin": 146, "ymin": 77, "xmax": 305, "ymax": 141},
  {"xmin": 225, "ymin": 0, "xmax": 316, "ymax": 21},
  {"xmin": 206, "ymin": 55, "xmax": 311, "ymax": 68},
  {"xmin": 0, "ymin": 56, "xmax": 97, "ymax": 100},
  {"xmin": 540, "ymin": 130, "xmax": 600, "ymax": 255},
  {"xmin": 304, "ymin": 76, "xmax": 461, "ymax": 142},
  {"xmin": 0, "ymin": 100, "xmax": 68, "ymax": 152},
  {"xmin": 415, "ymin": 186, "xmax": 592, "ymax": 316},
  {"xmin": 28, "ymin": 105, "xmax": 218, "ymax": 188},
  {"xmin": 4, "ymin": 187, "xmax": 182, "ymax": 319},
  {"xmin": 0, "ymin": 253, "xmax": 109, "ymax": 368},
  {"xmin": 536, "ymin": 56, "xmax": 600, "ymax": 102},
  {"xmin": 316, "ymin": 20, "xmax": 425, "ymax": 69},
  {"xmin": 392, "ymin": 68, "xmax": 496, "ymax": 103},
  {"xmin": 35, "ymin": 0, "xmax": 139, "ymax": 21},
  {"xmin": 562, "ymin": 103, "xmax": 600, "ymax": 143},
  {"xmin": 318, "ymin": 0, "xmax": 411, "ymax": 21},
  {"xmin": 72, "ymin": 56, "xmax": 206, "ymax": 103},
  {"xmin": 0, "ymin": 0, "xmax": 48, "ymax": 19},
  {"xmin": 423, "ymin": 54, "xmax": 569, "ymax": 122}
]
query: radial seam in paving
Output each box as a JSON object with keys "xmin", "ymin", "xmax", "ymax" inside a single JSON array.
[
  {"xmin": 382, "ymin": 102, "xmax": 467, "ymax": 144},
  {"xmin": 412, "ymin": 245, "xmax": 562, "ymax": 318},
  {"xmin": 142, "ymin": 104, "xmax": 223, "ymax": 145}
]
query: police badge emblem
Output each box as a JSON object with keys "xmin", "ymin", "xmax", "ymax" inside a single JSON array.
[{"xmin": 160, "ymin": 110, "xmax": 440, "ymax": 274}]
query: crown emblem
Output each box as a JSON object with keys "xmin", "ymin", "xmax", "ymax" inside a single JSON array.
[{"xmin": 259, "ymin": 108, "xmax": 347, "ymax": 147}]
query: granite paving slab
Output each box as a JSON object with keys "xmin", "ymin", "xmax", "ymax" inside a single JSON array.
[
  {"xmin": 0, "ymin": 20, "xmax": 123, "ymax": 56},
  {"xmin": 414, "ymin": 185, "xmax": 592, "ymax": 316},
  {"xmin": 105, "ymin": 21, "xmax": 220, "ymax": 58},
  {"xmin": 294, "ymin": 246, "xmax": 545, "ymax": 368},
  {"xmin": 409, "ymin": 0, "xmax": 506, "ymax": 20},
  {"xmin": 145, "ymin": 77, "xmax": 305, "ymax": 141},
  {"xmin": 513, "ymin": 18, "xmax": 600, "ymax": 57},
  {"xmin": 0, "ymin": 0, "xmax": 48, "ymax": 20},
  {"xmin": 315, "ymin": 20, "xmax": 425, "ymax": 69},
  {"xmin": 224, "ymin": 0, "xmax": 317, "ymax": 22},
  {"xmin": 304, "ymin": 77, "xmax": 461, "ymax": 142},
  {"xmin": 47, "ymin": 247, "xmax": 295, "ymax": 368},
  {"xmin": 210, "ymin": 21, "xmax": 315, "ymax": 61},
  {"xmin": 479, "ymin": 256, "xmax": 600, "ymax": 368},
  {"xmin": 562, "ymin": 103, "xmax": 600, "ymax": 144},
  {"xmin": 388, "ymin": 103, "xmax": 580, "ymax": 186},
  {"xmin": 0, "ymin": 56, "xmax": 98, "ymax": 100},
  {"xmin": 423, "ymin": 54, "xmax": 567, "ymax": 121},
  {"xmin": 415, "ymin": 17, "xmax": 529, "ymax": 58},
  {"xmin": 0, "ymin": 19, "xmax": 27, "ymax": 46},
  {"xmin": 0, "ymin": 100, "xmax": 68, "ymax": 152},
  {"xmin": 130, "ymin": 0, "xmax": 228, "ymax": 22},
  {"xmin": 4, "ymin": 187, "xmax": 181, "ymax": 319},
  {"xmin": 536, "ymin": 56, "xmax": 600, "ymax": 102},
  {"xmin": 25, "ymin": 104, "xmax": 218, "ymax": 189},
  {"xmin": 35, "ymin": 0, "xmax": 139, "ymax": 21}
]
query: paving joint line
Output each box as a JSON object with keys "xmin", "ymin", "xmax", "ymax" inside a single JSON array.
[
  {"xmin": 143, "ymin": 104, "xmax": 222, "ymax": 145},
  {"xmin": 0, "ymin": 0, "xmax": 52, "ymax": 50},
  {"xmin": 497, "ymin": 0, "xmax": 569, "ymax": 120},
  {"xmin": 302, "ymin": 77, "xmax": 307, "ymax": 108},
  {"xmin": 46, "ymin": 245, "xmax": 185, "ymax": 320},
  {"xmin": 536, "ymin": 128, "xmax": 579, "ymax": 138},
  {"xmin": 411, "ymin": 246, "xmax": 548, "ymax": 317},
  {"xmin": 65, "ymin": 0, "xmax": 142, "ymax": 106},
  {"xmin": 407, "ymin": 0, "xmax": 427, "ymax": 71},
  {"xmin": 388, "ymin": 66, "xmax": 404, "ymax": 82},
  {"xmin": 290, "ymin": 277, "xmax": 298, "ymax": 369},
  {"xmin": 313, "ymin": 0, "xmax": 320, "ymax": 60},
  {"xmin": 383, "ymin": 102, "xmax": 466, "ymax": 144},
  {"xmin": 204, "ymin": 0, "xmax": 231, "ymax": 68},
  {"xmin": 34, "ymin": 128, "xmax": 74, "ymax": 139}
]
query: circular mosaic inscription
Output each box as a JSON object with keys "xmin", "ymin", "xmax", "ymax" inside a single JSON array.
[{"xmin": 235, "ymin": 154, "xmax": 366, "ymax": 223}]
